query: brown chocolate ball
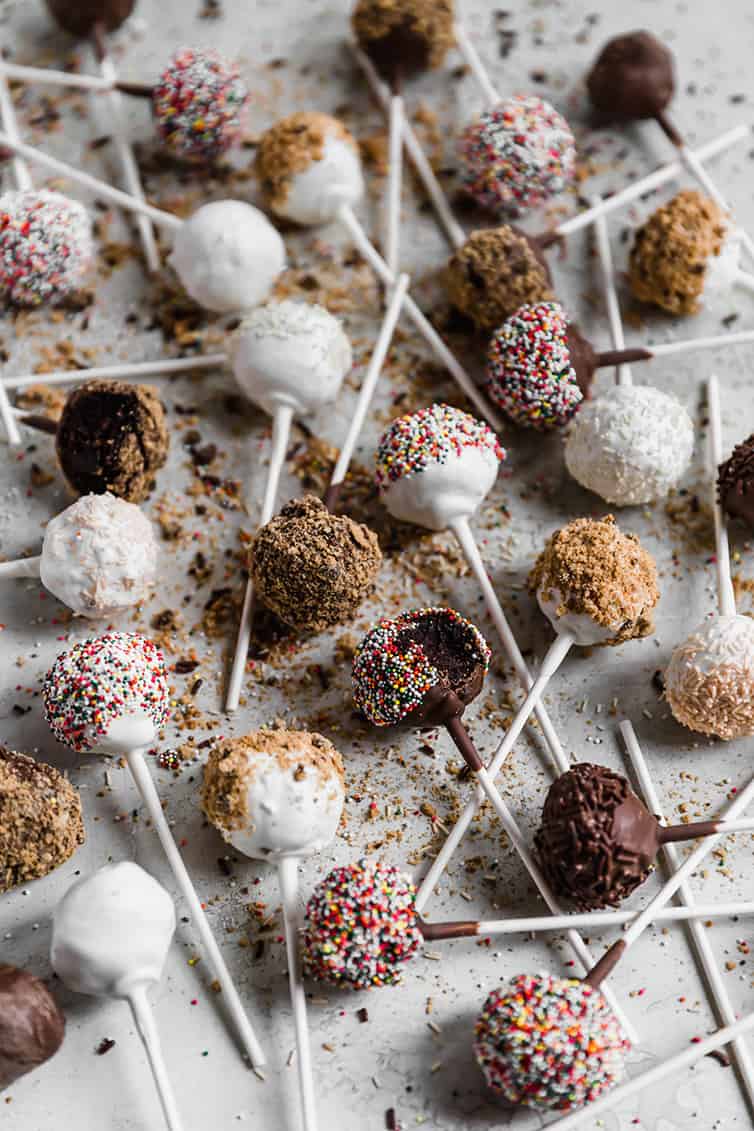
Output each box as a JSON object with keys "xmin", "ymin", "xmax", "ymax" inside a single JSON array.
[
  {"xmin": 352, "ymin": 0, "xmax": 455, "ymax": 82},
  {"xmin": 445, "ymin": 227, "xmax": 554, "ymax": 333},
  {"xmin": 56, "ymin": 380, "xmax": 168, "ymax": 503},
  {"xmin": 0, "ymin": 966, "xmax": 65, "ymax": 1090},
  {"xmin": 45, "ymin": 0, "xmax": 135, "ymax": 37},
  {"xmin": 718, "ymin": 434, "xmax": 754, "ymax": 533},
  {"xmin": 587, "ymin": 30, "xmax": 675, "ymax": 122}
]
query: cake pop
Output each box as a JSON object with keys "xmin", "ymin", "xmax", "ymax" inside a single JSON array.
[
  {"xmin": 0, "ymin": 966, "xmax": 65, "ymax": 1090},
  {"xmin": 44, "ymin": 0, "xmax": 134, "ymax": 35},
  {"xmin": 152, "ymin": 47, "xmax": 249, "ymax": 163},
  {"xmin": 0, "ymin": 746, "xmax": 84, "ymax": 893},
  {"xmin": 43, "ymin": 632, "xmax": 265, "ymax": 1067},
  {"xmin": 718, "ymin": 432, "xmax": 754, "ymax": 532},
  {"xmin": 52, "ymin": 862, "xmax": 183, "ymax": 1131},
  {"xmin": 352, "ymin": 0, "xmax": 454, "ymax": 80},
  {"xmin": 0, "ymin": 190, "xmax": 93, "ymax": 306}
]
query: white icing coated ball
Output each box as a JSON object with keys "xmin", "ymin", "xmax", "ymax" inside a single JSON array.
[
  {"xmin": 169, "ymin": 200, "xmax": 285, "ymax": 313},
  {"xmin": 51, "ymin": 862, "xmax": 175, "ymax": 998},
  {"xmin": 703, "ymin": 226, "xmax": 742, "ymax": 304},
  {"xmin": 39, "ymin": 493, "xmax": 158, "ymax": 617},
  {"xmin": 564, "ymin": 385, "xmax": 694, "ymax": 506},
  {"xmin": 536, "ymin": 585, "xmax": 621, "ymax": 646},
  {"xmin": 666, "ymin": 614, "xmax": 754, "ymax": 739},
  {"xmin": 232, "ymin": 300, "xmax": 351, "ymax": 415},
  {"xmin": 273, "ymin": 131, "xmax": 363, "ymax": 225}
]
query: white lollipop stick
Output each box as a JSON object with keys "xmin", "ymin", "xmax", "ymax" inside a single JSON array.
[
  {"xmin": 0, "ymin": 554, "xmax": 41, "ymax": 578},
  {"xmin": 6, "ymin": 353, "xmax": 226, "ymax": 391},
  {"xmin": 635, "ymin": 330, "xmax": 754, "ymax": 358},
  {"xmin": 226, "ymin": 403, "xmax": 294, "ymax": 712},
  {"xmin": 590, "ymin": 195, "xmax": 632, "ymax": 387},
  {"xmin": 278, "ymin": 858, "xmax": 318, "ymax": 1131},
  {"xmin": 708, "ymin": 374, "xmax": 736, "ymax": 617},
  {"xmin": 736, "ymin": 271, "xmax": 754, "ymax": 294},
  {"xmin": 386, "ymin": 93, "xmax": 403, "ymax": 276},
  {"xmin": 128, "ymin": 984, "xmax": 184, "ymax": 1131},
  {"xmin": 452, "ymin": 22, "xmax": 500, "ymax": 105},
  {"xmin": 621, "ymin": 720, "xmax": 754, "ymax": 1114},
  {"xmin": 0, "ymin": 75, "xmax": 27, "ymax": 447},
  {"xmin": 125, "ymin": 748, "xmax": 266, "ymax": 1067},
  {"xmin": 350, "ymin": 43, "xmax": 465, "ymax": 250},
  {"xmin": 0, "ymin": 60, "xmax": 117, "ymax": 92}
]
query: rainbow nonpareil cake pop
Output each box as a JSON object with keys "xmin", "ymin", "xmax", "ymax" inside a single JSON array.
[
  {"xmin": 0, "ymin": 190, "xmax": 93, "ymax": 306},
  {"xmin": 152, "ymin": 47, "xmax": 249, "ymax": 162}
]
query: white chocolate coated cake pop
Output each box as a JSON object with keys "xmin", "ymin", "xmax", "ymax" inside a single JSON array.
[{"xmin": 665, "ymin": 614, "xmax": 754, "ymax": 739}]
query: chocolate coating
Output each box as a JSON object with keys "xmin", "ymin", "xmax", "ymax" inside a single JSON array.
[
  {"xmin": 44, "ymin": 0, "xmax": 135, "ymax": 36},
  {"xmin": 587, "ymin": 30, "xmax": 675, "ymax": 122},
  {"xmin": 565, "ymin": 324, "xmax": 597, "ymax": 397},
  {"xmin": 535, "ymin": 763, "xmax": 657, "ymax": 909},
  {"xmin": 718, "ymin": 434, "xmax": 754, "ymax": 533},
  {"xmin": 400, "ymin": 608, "xmax": 486, "ymax": 725},
  {"xmin": 0, "ymin": 966, "xmax": 65, "ymax": 1090}
]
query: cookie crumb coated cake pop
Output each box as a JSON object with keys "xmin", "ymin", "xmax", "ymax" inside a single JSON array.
[
  {"xmin": 0, "ymin": 190, "xmax": 93, "ymax": 307},
  {"xmin": 303, "ymin": 859, "xmax": 422, "ymax": 989},
  {"xmin": 458, "ymin": 94, "xmax": 576, "ymax": 216},
  {"xmin": 152, "ymin": 47, "xmax": 249, "ymax": 162},
  {"xmin": 351, "ymin": 0, "xmax": 455, "ymax": 80},
  {"xmin": 529, "ymin": 515, "xmax": 659, "ymax": 645},
  {"xmin": 0, "ymin": 965, "xmax": 66, "ymax": 1090},
  {"xmin": 0, "ymin": 747, "xmax": 85, "ymax": 893},
  {"xmin": 474, "ymin": 973, "xmax": 629, "ymax": 1111},
  {"xmin": 587, "ymin": 30, "xmax": 675, "ymax": 121},
  {"xmin": 44, "ymin": 0, "xmax": 134, "ymax": 35},
  {"xmin": 56, "ymin": 380, "xmax": 168, "ymax": 503},
  {"xmin": 250, "ymin": 496, "xmax": 382, "ymax": 633},
  {"xmin": 718, "ymin": 433, "xmax": 754, "ymax": 532},
  {"xmin": 444, "ymin": 226, "xmax": 554, "ymax": 332},
  {"xmin": 665, "ymin": 615, "xmax": 754, "ymax": 739}
]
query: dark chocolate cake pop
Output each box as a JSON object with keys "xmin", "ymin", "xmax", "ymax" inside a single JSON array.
[
  {"xmin": 55, "ymin": 379, "xmax": 168, "ymax": 503},
  {"xmin": 718, "ymin": 433, "xmax": 754, "ymax": 532},
  {"xmin": 45, "ymin": 0, "xmax": 135, "ymax": 36},
  {"xmin": 351, "ymin": 0, "xmax": 455, "ymax": 81},
  {"xmin": 587, "ymin": 30, "xmax": 675, "ymax": 123},
  {"xmin": 0, "ymin": 966, "xmax": 65, "ymax": 1090},
  {"xmin": 445, "ymin": 226, "xmax": 555, "ymax": 332}
]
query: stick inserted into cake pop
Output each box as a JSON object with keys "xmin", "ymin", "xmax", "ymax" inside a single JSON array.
[
  {"xmin": 0, "ymin": 74, "xmax": 31, "ymax": 444},
  {"xmin": 591, "ymin": 195, "xmax": 631, "ymax": 385},
  {"xmin": 52, "ymin": 863, "xmax": 184, "ymax": 1131},
  {"xmin": 42, "ymin": 632, "xmax": 265, "ymax": 1068}
]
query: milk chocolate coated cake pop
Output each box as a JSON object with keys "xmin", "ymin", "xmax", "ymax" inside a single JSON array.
[
  {"xmin": 0, "ymin": 747, "xmax": 85, "ymax": 893},
  {"xmin": 152, "ymin": 47, "xmax": 250, "ymax": 163},
  {"xmin": 718, "ymin": 433, "xmax": 754, "ymax": 532},
  {"xmin": 587, "ymin": 30, "xmax": 675, "ymax": 122},
  {"xmin": 444, "ymin": 226, "xmax": 554, "ymax": 332},
  {"xmin": 665, "ymin": 615, "xmax": 754, "ymax": 739},
  {"xmin": 351, "ymin": 0, "xmax": 455, "ymax": 81},
  {"xmin": 56, "ymin": 380, "xmax": 168, "ymax": 503},
  {"xmin": 250, "ymin": 496, "xmax": 382, "ymax": 634},
  {"xmin": 529, "ymin": 515, "xmax": 659, "ymax": 646},
  {"xmin": 45, "ymin": 0, "xmax": 134, "ymax": 36},
  {"xmin": 0, "ymin": 966, "xmax": 65, "ymax": 1090},
  {"xmin": 0, "ymin": 190, "xmax": 93, "ymax": 307}
]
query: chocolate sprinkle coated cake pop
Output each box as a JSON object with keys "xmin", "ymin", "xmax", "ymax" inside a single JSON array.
[
  {"xmin": 535, "ymin": 763, "xmax": 656, "ymax": 909},
  {"xmin": 250, "ymin": 496, "xmax": 382, "ymax": 633},
  {"xmin": 44, "ymin": 0, "xmax": 134, "ymax": 36},
  {"xmin": 0, "ymin": 190, "xmax": 93, "ymax": 307},
  {"xmin": 152, "ymin": 47, "xmax": 249, "ymax": 162},
  {"xmin": 351, "ymin": 0, "xmax": 455, "ymax": 80},
  {"xmin": 0, "ymin": 966, "xmax": 65, "ymax": 1090},
  {"xmin": 474, "ymin": 972, "xmax": 629, "ymax": 1111},
  {"xmin": 444, "ymin": 226, "xmax": 554, "ymax": 332},
  {"xmin": 0, "ymin": 747, "xmax": 85, "ymax": 893},
  {"xmin": 352, "ymin": 606, "xmax": 490, "ymax": 727},
  {"xmin": 587, "ymin": 30, "xmax": 675, "ymax": 122},
  {"xmin": 718, "ymin": 433, "xmax": 754, "ymax": 532},
  {"xmin": 302, "ymin": 858, "xmax": 423, "ymax": 989},
  {"xmin": 56, "ymin": 380, "xmax": 168, "ymax": 503}
]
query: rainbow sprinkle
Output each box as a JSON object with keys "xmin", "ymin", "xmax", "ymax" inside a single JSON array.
[
  {"xmin": 352, "ymin": 607, "xmax": 491, "ymax": 726},
  {"xmin": 474, "ymin": 972, "xmax": 630, "ymax": 1111},
  {"xmin": 375, "ymin": 403, "xmax": 505, "ymax": 490},
  {"xmin": 486, "ymin": 301, "xmax": 582, "ymax": 430},
  {"xmin": 0, "ymin": 190, "xmax": 93, "ymax": 307},
  {"xmin": 458, "ymin": 94, "xmax": 575, "ymax": 215},
  {"xmin": 302, "ymin": 859, "xmax": 423, "ymax": 989},
  {"xmin": 43, "ymin": 633, "xmax": 169, "ymax": 753},
  {"xmin": 152, "ymin": 47, "xmax": 249, "ymax": 162}
]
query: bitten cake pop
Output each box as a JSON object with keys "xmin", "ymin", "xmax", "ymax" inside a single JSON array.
[
  {"xmin": 44, "ymin": 0, "xmax": 134, "ymax": 35},
  {"xmin": 665, "ymin": 616, "xmax": 754, "ymax": 740},
  {"xmin": 458, "ymin": 94, "xmax": 576, "ymax": 216},
  {"xmin": 250, "ymin": 496, "xmax": 381, "ymax": 633},
  {"xmin": 0, "ymin": 746, "xmax": 84, "ymax": 893},
  {"xmin": 587, "ymin": 30, "xmax": 674, "ymax": 123},
  {"xmin": 351, "ymin": 0, "xmax": 454, "ymax": 80},
  {"xmin": 718, "ymin": 433, "xmax": 754, "ymax": 532},
  {"xmin": 0, "ymin": 966, "xmax": 65, "ymax": 1090},
  {"xmin": 152, "ymin": 47, "xmax": 249, "ymax": 162},
  {"xmin": 0, "ymin": 190, "xmax": 93, "ymax": 306}
]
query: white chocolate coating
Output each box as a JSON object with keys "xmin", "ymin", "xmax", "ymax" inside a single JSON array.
[
  {"xmin": 51, "ymin": 862, "xmax": 175, "ymax": 998},
  {"xmin": 232, "ymin": 300, "xmax": 351, "ymax": 415},
  {"xmin": 274, "ymin": 133, "xmax": 364, "ymax": 225},
  {"xmin": 39, "ymin": 493, "xmax": 158, "ymax": 617},
  {"xmin": 169, "ymin": 200, "xmax": 285, "ymax": 313},
  {"xmin": 537, "ymin": 585, "xmax": 620, "ymax": 646},
  {"xmin": 666, "ymin": 614, "xmax": 754, "ymax": 738},
  {"xmin": 381, "ymin": 445, "xmax": 499, "ymax": 531},
  {"xmin": 704, "ymin": 228, "xmax": 742, "ymax": 303}
]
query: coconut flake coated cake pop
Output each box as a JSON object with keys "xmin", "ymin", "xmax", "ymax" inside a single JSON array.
[
  {"xmin": 474, "ymin": 972, "xmax": 629, "ymax": 1111},
  {"xmin": 0, "ymin": 965, "xmax": 65, "ymax": 1090},
  {"xmin": 458, "ymin": 95, "xmax": 576, "ymax": 216},
  {"xmin": 43, "ymin": 633, "xmax": 169, "ymax": 755},
  {"xmin": 564, "ymin": 385, "xmax": 694, "ymax": 506},
  {"xmin": 39, "ymin": 493, "xmax": 158, "ymax": 617},
  {"xmin": 232, "ymin": 300, "xmax": 351, "ymax": 416},
  {"xmin": 201, "ymin": 730, "xmax": 345, "ymax": 860},
  {"xmin": 255, "ymin": 111, "xmax": 364, "ymax": 225},
  {"xmin": 0, "ymin": 190, "xmax": 93, "ymax": 307},
  {"xmin": 665, "ymin": 614, "xmax": 754, "ymax": 739},
  {"xmin": 152, "ymin": 47, "xmax": 249, "ymax": 162},
  {"xmin": 302, "ymin": 858, "xmax": 423, "ymax": 989},
  {"xmin": 168, "ymin": 199, "xmax": 285, "ymax": 313},
  {"xmin": 375, "ymin": 403, "xmax": 505, "ymax": 530}
]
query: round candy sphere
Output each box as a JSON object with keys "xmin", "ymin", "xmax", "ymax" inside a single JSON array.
[
  {"xmin": 152, "ymin": 47, "xmax": 249, "ymax": 163},
  {"xmin": 168, "ymin": 199, "xmax": 285, "ymax": 314},
  {"xmin": 302, "ymin": 858, "xmax": 423, "ymax": 989},
  {"xmin": 0, "ymin": 190, "xmax": 93, "ymax": 307},
  {"xmin": 564, "ymin": 385, "xmax": 694, "ymax": 506},
  {"xmin": 45, "ymin": 0, "xmax": 134, "ymax": 36},
  {"xmin": 718, "ymin": 432, "xmax": 754, "ymax": 533},
  {"xmin": 444, "ymin": 225, "xmax": 554, "ymax": 332},
  {"xmin": 458, "ymin": 94, "xmax": 575, "ymax": 216},
  {"xmin": 665, "ymin": 614, "xmax": 754, "ymax": 740},
  {"xmin": 587, "ymin": 30, "xmax": 675, "ymax": 121},
  {"xmin": 0, "ymin": 965, "xmax": 65, "ymax": 1090},
  {"xmin": 474, "ymin": 972, "xmax": 629, "ymax": 1111}
]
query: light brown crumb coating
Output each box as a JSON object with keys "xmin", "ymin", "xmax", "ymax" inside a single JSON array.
[
  {"xmin": 255, "ymin": 112, "xmax": 357, "ymax": 214},
  {"xmin": 445, "ymin": 227, "xmax": 554, "ymax": 331}
]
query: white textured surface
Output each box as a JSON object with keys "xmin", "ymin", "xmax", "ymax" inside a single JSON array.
[
  {"xmin": 704, "ymin": 226, "xmax": 744, "ymax": 304},
  {"xmin": 667, "ymin": 614, "xmax": 754, "ymax": 681},
  {"xmin": 381, "ymin": 444, "xmax": 499, "ymax": 530},
  {"xmin": 536, "ymin": 583, "xmax": 619, "ymax": 646},
  {"xmin": 273, "ymin": 129, "xmax": 365, "ymax": 225}
]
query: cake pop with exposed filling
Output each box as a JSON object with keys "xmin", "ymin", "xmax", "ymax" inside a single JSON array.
[
  {"xmin": 444, "ymin": 226, "xmax": 554, "ymax": 332},
  {"xmin": 351, "ymin": 0, "xmax": 455, "ymax": 81}
]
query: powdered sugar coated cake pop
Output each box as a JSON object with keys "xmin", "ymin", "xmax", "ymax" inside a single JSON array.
[
  {"xmin": 375, "ymin": 403, "xmax": 505, "ymax": 530},
  {"xmin": 152, "ymin": 47, "xmax": 249, "ymax": 162},
  {"xmin": 0, "ymin": 190, "xmax": 93, "ymax": 306},
  {"xmin": 302, "ymin": 858, "xmax": 423, "ymax": 989},
  {"xmin": 565, "ymin": 385, "xmax": 694, "ymax": 506},
  {"xmin": 232, "ymin": 300, "xmax": 352, "ymax": 415},
  {"xmin": 43, "ymin": 633, "xmax": 169, "ymax": 755},
  {"xmin": 474, "ymin": 972, "xmax": 629, "ymax": 1111},
  {"xmin": 168, "ymin": 199, "xmax": 285, "ymax": 313},
  {"xmin": 665, "ymin": 614, "xmax": 754, "ymax": 739},
  {"xmin": 459, "ymin": 95, "xmax": 576, "ymax": 215},
  {"xmin": 39, "ymin": 493, "xmax": 158, "ymax": 617}
]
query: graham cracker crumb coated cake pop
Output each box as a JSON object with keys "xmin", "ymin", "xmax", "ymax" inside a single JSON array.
[
  {"xmin": 352, "ymin": 0, "xmax": 455, "ymax": 79},
  {"xmin": 445, "ymin": 227, "xmax": 554, "ymax": 332},
  {"xmin": 255, "ymin": 112, "xmax": 358, "ymax": 217}
]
